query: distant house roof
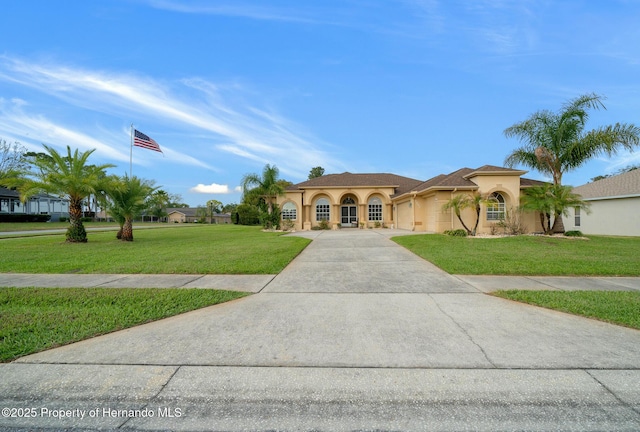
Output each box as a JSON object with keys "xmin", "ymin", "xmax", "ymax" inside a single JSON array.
[
  {"xmin": 166, "ymin": 207, "xmax": 231, "ymax": 218},
  {"xmin": 572, "ymin": 169, "xmax": 640, "ymax": 199},
  {"xmin": 167, "ymin": 207, "xmax": 199, "ymax": 217}
]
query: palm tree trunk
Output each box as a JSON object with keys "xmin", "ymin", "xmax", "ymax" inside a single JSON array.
[
  {"xmin": 551, "ymin": 212, "xmax": 565, "ymax": 234},
  {"xmin": 66, "ymin": 197, "xmax": 87, "ymax": 243},
  {"xmin": 121, "ymin": 217, "xmax": 134, "ymax": 241},
  {"xmin": 456, "ymin": 212, "xmax": 472, "ymax": 235}
]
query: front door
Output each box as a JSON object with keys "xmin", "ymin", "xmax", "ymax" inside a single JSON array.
[{"xmin": 341, "ymin": 206, "xmax": 357, "ymax": 227}]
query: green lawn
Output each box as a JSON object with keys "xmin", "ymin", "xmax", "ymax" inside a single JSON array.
[
  {"xmin": 493, "ymin": 290, "xmax": 640, "ymax": 330},
  {"xmin": 0, "ymin": 225, "xmax": 310, "ymax": 274},
  {"xmin": 0, "ymin": 287, "xmax": 249, "ymax": 362},
  {"xmin": 392, "ymin": 234, "xmax": 640, "ymax": 276}
]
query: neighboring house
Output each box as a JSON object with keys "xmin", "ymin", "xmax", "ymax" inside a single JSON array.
[
  {"xmin": 166, "ymin": 207, "xmax": 231, "ymax": 224},
  {"xmin": 564, "ymin": 169, "xmax": 640, "ymax": 236},
  {"xmin": 277, "ymin": 165, "xmax": 546, "ymax": 233},
  {"xmin": 0, "ymin": 187, "xmax": 70, "ymax": 221}
]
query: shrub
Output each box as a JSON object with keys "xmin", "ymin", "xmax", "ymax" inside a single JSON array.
[
  {"xmin": 281, "ymin": 218, "xmax": 295, "ymax": 231},
  {"xmin": 259, "ymin": 206, "xmax": 281, "ymax": 230},
  {"xmin": 564, "ymin": 230, "xmax": 584, "ymax": 237},
  {"xmin": 233, "ymin": 204, "xmax": 260, "ymax": 226},
  {"xmin": 444, "ymin": 229, "xmax": 467, "ymax": 237},
  {"xmin": 0, "ymin": 214, "xmax": 52, "ymax": 223},
  {"xmin": 496, "ymin": 207, "xmax": 527, "ymax": 235}
]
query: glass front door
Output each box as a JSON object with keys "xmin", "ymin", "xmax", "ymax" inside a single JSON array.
[{"xmin": 341, "ymin": 206, "xmax": 357, "ymax": 227}]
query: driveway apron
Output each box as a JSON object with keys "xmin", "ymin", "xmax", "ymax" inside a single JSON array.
[
  {"xmin": 4, "ymin": 229, "xmax": 640, "ymax": 431},
  {"xmin": 13, "ymin": 229, "xmax": 640, "ymax": 369}
]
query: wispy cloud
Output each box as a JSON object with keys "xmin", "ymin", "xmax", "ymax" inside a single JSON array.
[
  {"xmin": 0, "ymin": 56, "xmax": 340, "ymax": 179},
  {"xmin": 147, "ymin": 0, "xmax": 322, "ymax": 24}
]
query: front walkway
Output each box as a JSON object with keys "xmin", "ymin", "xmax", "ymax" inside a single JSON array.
[{"xmin": 1, "ymin": 229, "xmax": 639, "ymax": 431}]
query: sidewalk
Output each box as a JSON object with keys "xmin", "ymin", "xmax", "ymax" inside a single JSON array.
[
  {"xmin": 0, "ymin": 272, "xmax": 638, "ymax": 292},
  {"xmin": 1, "ymin": 229, "xmax": 639, "ymax": 431}
]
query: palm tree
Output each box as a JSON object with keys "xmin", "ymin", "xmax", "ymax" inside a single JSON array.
[
  {"xmin": 240, "ymin": 164, "xmax": 286, "ymax": 214},
  {"xmin": 521, "ymin": 184, "xmax": 590, "ymax": 234},
  {"xmin": 520, "ymin": 184, "xmax": 554, "ymax": 234},
  {"xmin": 505, "ymin": 93, "xmax": 640, "ymax": 185},
  {"xmin": 504, "ymin": 93, "xmax": 639, "ymax": 232},
  {"xmin": 548, "ymin": 184, "xmax": 591, "ymax": 233},
  {"xmin": 104, "ymin": 175, "xmax": 157, "ymax": 241},
  {"xmin": 20, "ymin": 145, "xmax": 114, "ymax": 242},
  {"xmin": 441, "ymin": 192, "xmax": 482, "ymax": 236}
]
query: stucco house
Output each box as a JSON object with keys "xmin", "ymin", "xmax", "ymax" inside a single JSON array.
[
  {"xmin": 166, "ymin": 207, "xmax": 231, "ymax": 224},
  {"xmin": 563, "ymin": 169, "xmax": 640, "ymax": 236},
  {"xmin": 277, "ymin": 165, "xmax": 546, "ymax": 233}
]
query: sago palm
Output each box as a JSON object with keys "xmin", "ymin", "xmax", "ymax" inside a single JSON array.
[
  {"xmin": 20, "ymin": 145, "xmax": 114, "ymax": 242},
  {"xmin": 105, "ymin": 175, "xmax": 157, "ymax": 241}
]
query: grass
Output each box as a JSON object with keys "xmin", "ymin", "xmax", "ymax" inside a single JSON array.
[
  {"xmin": 493, "ymin": 290, "xmax": 640, "ymax": 330},
  {"xmin": 392, "ymin": 234, "xmax": 640, "ymax": 276},
  {"xmin": 0, "ymin": 287, "xmax": 250, "ymax": 362},
  {"xmin": 0, "ymin": 224, "xmax": 310, "ymax": 274}
]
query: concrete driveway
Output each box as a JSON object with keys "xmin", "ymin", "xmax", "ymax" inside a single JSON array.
[{"xmin": 2, "ymin": 229, "xmax": 640, "ymax": 431}]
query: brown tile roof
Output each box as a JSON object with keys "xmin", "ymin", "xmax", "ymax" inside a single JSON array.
[
  {"xmin": 572, "ymin": 169, "xmax": 640, "ymax": 199},
  {"xmin": 288, "ymin": 166, "xmax": 546, "ymax": 199},
  {"xmin": 407, "ymin": 168, "xmax": 477, "ymax": 193},
  {"xmin": 520, "ymin": 177, "xmax": 548, "ymax": 187},
  {"xmin": 464, "ymin": 165, "xmax": 527, "ymax": 178},
  {"xmin": 288, "ymin": 172, "xmax": 423, "ymax": 195}
]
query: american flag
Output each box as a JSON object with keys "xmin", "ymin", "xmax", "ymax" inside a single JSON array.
[{"xmin": 133, "ymin": 129, "xmax": 162, "ymax": 153}]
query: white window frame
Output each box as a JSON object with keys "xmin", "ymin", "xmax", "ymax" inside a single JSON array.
[
  {"xmin": 282, "ymin": 202, "xmax": 297, "ymax": 220},
  {"xmin": 486, "ymin": 192, "xmax": 505, "ymax": 221},
  {"xmin": 315, "ymin": 198, "xmax": 330, "ymax": 221},
  {"xmin": 368, "ymin": 196, "xmax": 383, "ymax": 221}
]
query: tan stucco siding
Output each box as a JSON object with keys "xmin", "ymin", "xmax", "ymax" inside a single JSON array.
[{"xmin": 395, "ymin": 200, "xmax": 413, "ymax": 230}]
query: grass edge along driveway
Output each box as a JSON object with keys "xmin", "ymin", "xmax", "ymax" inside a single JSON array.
[
  {"xmin": 391, "ymin": 234, "xmax": 639, "ymax": 276},
  {"xmin": 0, "ymin": 287, "xmax": 250, "ymax": 363}
]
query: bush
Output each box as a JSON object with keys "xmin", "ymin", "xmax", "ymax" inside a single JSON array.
[
  {"xmin": 496, "ymin": 208, "xmax": 527, "ymax": 235},
  {"xmin": 312, "ymin": 219, "xmax": 331, "ymax": 230},
  {"xmin": 564, "ymin": 230, "xmax": 584, "ymax": 237},
  {"xmin": 444, "ymin": 229, "xmax": 467, "ymax": 237},
  {"xmin": 259, "ymin": 206, "xmax": 281, "ymax": 230},
  {"xmin": 0, "ymin": 214, "xmax": 52, "ymax": 223},
  {"xmin": 281, "ymin": 218, "xmax": 295, "ymax": 231},
  {"xmin": 233, "ymin": 204, "xmax": 261, "ymax": 226}
]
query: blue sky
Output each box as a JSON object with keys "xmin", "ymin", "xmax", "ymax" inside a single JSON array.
[{"xmin": 2, "ymin": 0, "xmax": 639, "ymax": 206}]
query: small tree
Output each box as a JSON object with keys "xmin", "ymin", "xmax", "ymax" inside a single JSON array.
[
  {"xmin": 20, "ymin": 145, "xmax": 114, "ymax": 242},
  {"xmin": 441, "ymin": 192, "xmax": 482, "ymax": 236},
  {"xmin": 308, "ymin": 166, "xmax": 325, "ymax": 179},
  {"xmin": 104, "ymin": 175, "xmax": 157, "ymax": 241},
  {"xmin": 0, "ymin": 139, "xmax": 28, "ymax": 184}
]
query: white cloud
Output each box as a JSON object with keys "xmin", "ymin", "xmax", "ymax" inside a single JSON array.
[{"xmin": 190, "ymin": 183, "xmax": 235, "ymax": 194}]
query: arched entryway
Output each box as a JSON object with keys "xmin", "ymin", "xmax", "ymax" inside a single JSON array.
[{"xmin": 340, "ymin": 196, "xmax": 358, "ymax": 227}]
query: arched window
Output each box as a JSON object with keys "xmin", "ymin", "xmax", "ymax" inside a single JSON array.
[
  {"xmin": 315, "ymin": 198, "xmax": 330, "ymax": 221},
  {"xmin": 342, "ymin": 197, "xmax": 355, "ymax": 205},
  {"xmin": 281, "ymin": 202, "xmax": 297, "ymax": 220},
  {"xmin": 486, "ymin": 192, "xmax": 505, "ymax": 221},
  {"xmin": 368, "ymin": 196, "xmax": 383, "ymax": 221}
]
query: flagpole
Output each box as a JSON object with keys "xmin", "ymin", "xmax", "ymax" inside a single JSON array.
[{"xmin": 130, "ymin": 123, "xmax": 133, "ymax": 177}]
